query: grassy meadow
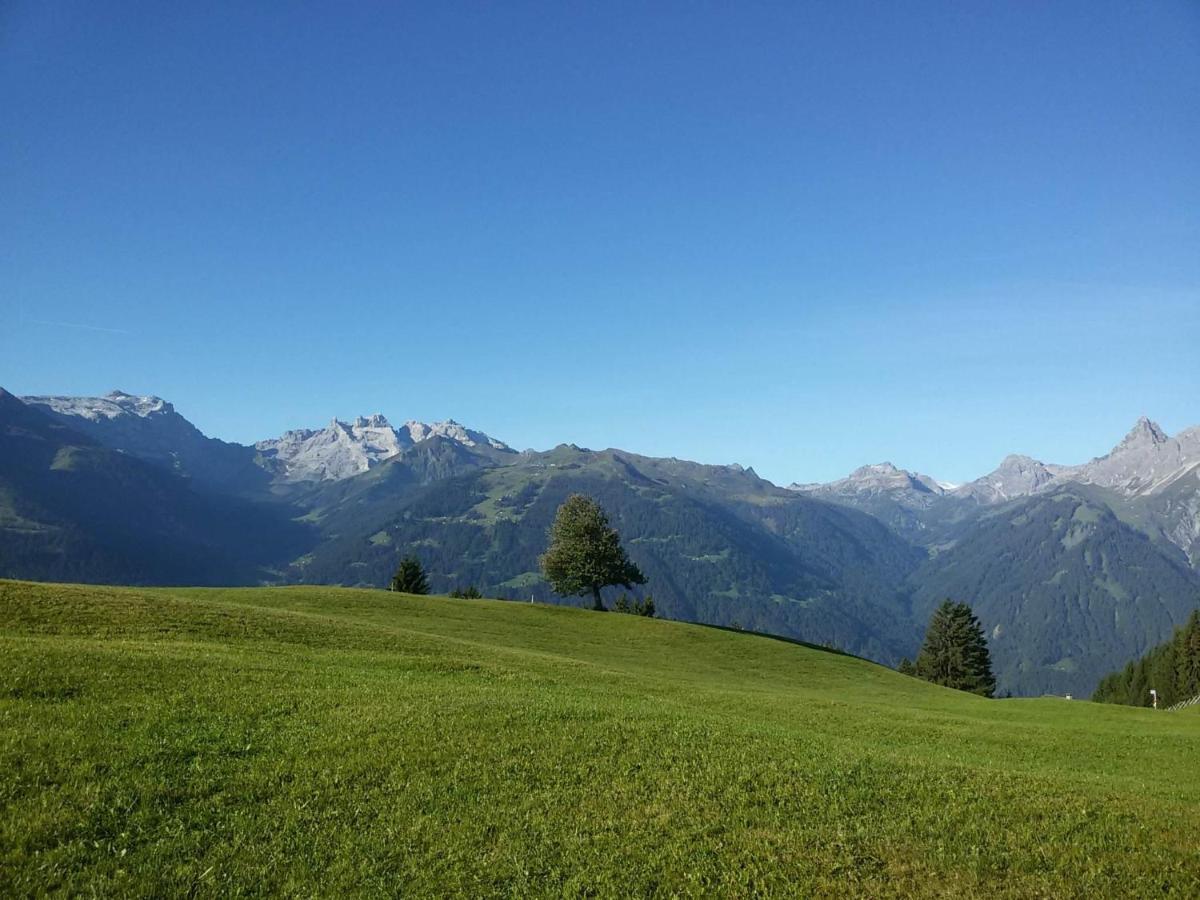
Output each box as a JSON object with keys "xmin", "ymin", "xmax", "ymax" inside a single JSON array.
[{"xmin": 2, "ymin": 579, "xmax": 1198, "ymax": 896}]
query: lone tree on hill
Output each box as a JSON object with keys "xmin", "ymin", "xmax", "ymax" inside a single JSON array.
[
  {"xmin": 541, "ymin": 494, "xmax": 645, "ymax": 611},
  {"xmin": 914, "ymin": 600, "xmax": 996, "ymax": 697},
  {"xmin": 390, "ymin": 554, "xmax": 429, "ymax": 594}
]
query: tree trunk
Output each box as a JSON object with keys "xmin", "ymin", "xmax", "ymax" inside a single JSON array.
[{"xmin": 591, "ymin": 585, "xmax": 605, "ymax": 611}]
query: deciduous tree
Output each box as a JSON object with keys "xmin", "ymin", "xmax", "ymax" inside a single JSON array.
[{"xmin": 540, "ymin": 494, "xmax": 645, "ymax": 611}]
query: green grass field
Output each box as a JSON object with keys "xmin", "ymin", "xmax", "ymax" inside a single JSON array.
[{"xmin": 2, "ymin": 580, "xmax": 1198, "ymax": 896}]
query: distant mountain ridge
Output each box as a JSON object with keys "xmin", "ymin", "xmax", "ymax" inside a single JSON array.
[
  {"xmin": 0, "ymin": 389, "xmax": 309, "ymax": 584},
  {"xmin": 789, "ymin": 462, "xmax": 950, "ymax": 540},
  {"xmin": 792, "ymin": 417, "xmax": 1200, "ymax": 567},
  {"xmin": 952, "ymin": 417, "xmax": 1200, "ymax": 502},
  {"xmin": 23, "ymin": 390, "xmax": 271, "ymax": 495},
  {"xmin": 256, "ymin": 415, "xmax": 512, "ymax": 483},
  {"xmin": 7, "ymin": 386, "xmax": 1200, "ymax": 697},
  {"xmin": 22, "ymin": 390, "xmax": 514, "ymax": 489}
]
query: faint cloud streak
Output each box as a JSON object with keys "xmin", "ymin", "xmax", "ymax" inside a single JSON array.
[{"xmin": 23, "ymin": 318, "xmax": 133, "ymax": 336}]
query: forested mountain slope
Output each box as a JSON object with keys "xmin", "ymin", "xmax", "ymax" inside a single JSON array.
[
  {"xmin": 908, "ymin": 489, "xmax": 1200, "ymax": 696},
  {"xmin": 0, "ymin": 390, "xmax": 311, "ymax": 584},
  {"xmin": 294, "ymin": 445, "xmax": 927, "ymax": 663},
  {"xmin": 8, "ymin": 385, "xmax": 1200, "ymax": 697}
]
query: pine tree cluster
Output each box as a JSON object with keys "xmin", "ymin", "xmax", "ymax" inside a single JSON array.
[{"xmin": 1093, "ymin": 610, "xmax": 1200, "ymax": 707}]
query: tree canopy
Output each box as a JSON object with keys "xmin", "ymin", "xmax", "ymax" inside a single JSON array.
[
  {"xmin": 914, "ymin": 600, "xmax": 995, "ymax": 697},
  {"xmin": 540, "ymin": 494, "xmax": 645, "ymax": 610}
]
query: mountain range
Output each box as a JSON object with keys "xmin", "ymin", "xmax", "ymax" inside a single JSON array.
[
  {"xmin": 790, "ymin": 416, "xmax": 1200, "ymax": 566},
  {"xmin": 3, "ymin": 387, "xmax": 1198, "ymax": 696}
]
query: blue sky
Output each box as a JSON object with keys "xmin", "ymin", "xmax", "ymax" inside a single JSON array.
[{"xmin": 3, "ymin": 2, "xmax": 1198, "ymax": 485}]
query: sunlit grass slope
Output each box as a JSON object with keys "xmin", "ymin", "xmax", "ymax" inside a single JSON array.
[{"xmin": 2, "ymin": 580, "xmax": 1198, "ymax": 896}]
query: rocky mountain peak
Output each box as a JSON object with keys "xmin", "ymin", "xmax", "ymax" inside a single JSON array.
[
  {"xmin": 790, "ymin": 461, "xmax": 946, "ymax": 501},
  {"xmin": 1114, "ymin": 416, "xmax": 1169, "ymax": 453},
  {"xmin": 404, "ymin": 419, "xmax": 511, "ymax": 451},
  {"xmin": 256, "ymin": 413, "xmax": 511, "ymax": 482},
  {"xmin": 953, "ymin": 454, "xmax": 1058, "ymax": 503},
  {"xmin": 850, "ymin": 462, "xmax": 902, "ymax": 477},
  {"xmin": 996, "ymin": 454, "xmax": 1045, "ymax": 471},
  {"xmin": 105, "ymin": 390, "xmax": 173, "ymax": 416},
  {"xmin": 352, "ymin": 414, "xmax": 392, "ymax": 429}
]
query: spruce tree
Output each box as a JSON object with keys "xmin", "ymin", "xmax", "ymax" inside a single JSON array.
[
  {"xmin": 540, "ymin": 494, "xmax": 645, "ymax": 611},
  {"xmin": 914, "ymin": 600, "xmax": 996, "ymax": 697},
  {"xmin": 390, "ymin": 554, "xmax": 429, "ymax": 594},
  {"xmin": 1175, "ymin": 610, "xmax": 1200, "ymax": 698}
]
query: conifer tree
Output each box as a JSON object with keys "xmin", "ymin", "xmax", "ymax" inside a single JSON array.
[
  {"xmin": 914, "ymin": 600, "xmax": 996, "ymax": 697},
  {"xmin": 1175, "ymin": 610, "xmax": 1200, "ymax": 698},
  {"xmin": 540, "ymin": 494, "xmax": 645, "ymax": 611},
  {"xmin": 390, "ymin": 554, "xmax": 429, "ymax": 594}
]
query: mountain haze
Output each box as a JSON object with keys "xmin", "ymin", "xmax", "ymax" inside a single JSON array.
[
  {"xmin": 23, "ymin": 391, "xmax": 271, "ymax": 496},
  {"xmin": 0, "ymin": 390, "xmax": 309, "ymax": 584}
]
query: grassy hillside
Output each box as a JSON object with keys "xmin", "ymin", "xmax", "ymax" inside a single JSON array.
[
  {"xmin": 2, "ymin": 581, "xmax": 1198, "ymax": 896},
  {"xmin": 296, "ymin": 445, "xmax": 925, "ymax": 664}
]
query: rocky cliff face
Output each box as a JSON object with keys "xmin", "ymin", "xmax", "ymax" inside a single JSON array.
[
  {"xmin": 953, "ymin": 454, "xmax": 1066, "ymax": 504},
  {"xmin": 1065, "ymin": 419, "xmax": 1200, "ymax": 497},
  {"xmin": 255, "ymin": 416, "xmax": 512, "ymax": 482},
  {"xmin": 793, "ymin": 418, "xmax": 1200, "ymax": 566},
  {"xmin": 22, "ymin": 392, "xmax": 514, "ymax": 489}
]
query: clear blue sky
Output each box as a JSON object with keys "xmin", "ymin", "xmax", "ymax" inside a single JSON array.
[{"xmin": 3, "ymin": 2, "xmax": 1198, "ymax": 485}]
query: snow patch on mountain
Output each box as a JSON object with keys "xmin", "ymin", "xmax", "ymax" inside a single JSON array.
[{"xmin": 23, "ymin": 390, "xmax": 173, "ymax": 422}]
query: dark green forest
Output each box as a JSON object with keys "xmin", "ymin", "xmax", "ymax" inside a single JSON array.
[
  {"xmin": 908, "ymin": 490, "xmax": 1200, "ymax": 696},
  {"xmin": 1093, "ymin": 610, "xmax": 1200, "ymax": 707}
]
